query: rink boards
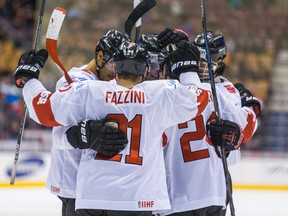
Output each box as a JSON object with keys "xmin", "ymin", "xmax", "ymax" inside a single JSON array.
[{"xmin": 0, "ymin": 150, "xmax": 288, "ymax": 190}]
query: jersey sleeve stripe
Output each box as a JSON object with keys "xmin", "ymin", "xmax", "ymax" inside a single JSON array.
[
  {"xmin": 32, "ymin": 92, "xmax": 62, "ymax": 127},
  {"xmin": 162, "ymin": 132, "xmax": 168, "ymax": 148},
  {"xmin": 243, "ymin": 111, "xmax": 256, "ymax": 143},
  {"xmin": 196, "ymin": 89, "xmax": 209, "ymax": 116}
]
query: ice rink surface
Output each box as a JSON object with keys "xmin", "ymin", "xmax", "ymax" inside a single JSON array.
[{"xmin": 0, "ymin": 187, "xmax": 288, "ymax": 216}]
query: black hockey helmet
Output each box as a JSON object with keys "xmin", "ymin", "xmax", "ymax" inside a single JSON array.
[
  {"xmin": 95, "ymin": 29, "xmax": 131, "ymax": 66},
  {"xmin": 193, "ymin": 31, "xmax": 226, "ymax": 62},
  {"xmin": 138, "ymin": 34, "xmax": 160, "ymax": 53},
  {"xmin": 115, "ymin": 42, "xmax": 149, "ymax": 76},
  {"xmin": 138, "ymin": 34, "xmax": 162, "ymax": 79},
  {"xmin": 193, "ymin": 31, "xmax": 226, "ymax": 81}
]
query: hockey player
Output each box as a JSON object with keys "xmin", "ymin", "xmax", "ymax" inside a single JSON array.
[
  {"xmin": 43, "ymin": 29, "xmax": 130, "ymax": 216},
  {"xmin": 193, "ymin": 31, "xmax": 261, "ymax": 119},
  {"xmin": 193, "ymin": 31, "xmax": 260, "ymax": 165},
  {"xmin": 152, "ymin": 32, "xmax": 260, "ymax": 216},
  {"xmin": 194, "ymin": 31, "xmax": 261, "ymax": 216},
  {"xmin": 14, "ymin": 41, "xmax": 217, "ymax": 215}
]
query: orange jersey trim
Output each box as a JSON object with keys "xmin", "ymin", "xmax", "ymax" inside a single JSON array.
[
  {"xmin": 196, "ymin": 89, "xmax": 209, "ymax": 116},
  {"xmin": 32, "ymin": 92, "xmax": 62, "ymax": 127},
  {"xmin": 82, "ymin": 68, "xmax": 93, "ymax": 74},
  {"xmin": 243, "ymin": 111, "xmax": 256, "ymax": 143},
  {"xmin": 162, "ymin": 132, "xmax": 168, "ymax": 148}
]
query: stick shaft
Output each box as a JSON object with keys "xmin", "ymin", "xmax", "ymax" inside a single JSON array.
[
  {"xmin": 200, "ymin": 1, "xmax": 235, "ymax": 215},
  {"xmin": 10, "ymin": 104, "xmax": 27, "ymax": 184},
  {"xmin": 10, "ymin": 0, "xmax": 46, "ymax": 185},
  {"xmin": 201, "ymin": 0, "xmax": 220, "ymax": 119},
  {"xmin": 33, "ymin": 0, "xmax": 46, "ymax": 52}
]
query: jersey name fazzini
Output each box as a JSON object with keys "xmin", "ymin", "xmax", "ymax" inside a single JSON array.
[{"xmin": 106, "ymin": 90, "xmax": 145, "ymax": 104}]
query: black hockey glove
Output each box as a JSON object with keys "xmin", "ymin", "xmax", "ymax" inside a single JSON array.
[
  {"xmin": 66, "ymin": 119, "xmax": 128, "ymax": 157},
  {"xmin": 169, "ymin": 42, "xmax": 200, "ymax": 78},
  {"xmin": 234, "ymin": 83, "xmax": 261, "ymax": 117},
  {"xmin": 14, "ymin": 49, "xmax": 48, "ymax": 88},
  {"xmin": 158, "ymin": 44, "xmax": 177, "ymax": 79},
  {"xmin": 157, "ymin": 28, "xmax": 189, "ymax": 48},
  {"xmin": 207, "ymin": 119, "xmax": 244, "ymax": 152}
]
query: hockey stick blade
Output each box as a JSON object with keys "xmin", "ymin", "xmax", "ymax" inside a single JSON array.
[
  {"xmin": 134, "ymin": 0, "xmax": 142, "ymax": 28},
  {"xmin": 46, "ymin": 7, "xmax": 73, "ymax": 84},
  {"xmin": 134, "ymin": 0, "xmax": 142, "ymax": 42},
  {"xmin": 124, "ymin": 0, "xmax": 156, "ymax": 37}
]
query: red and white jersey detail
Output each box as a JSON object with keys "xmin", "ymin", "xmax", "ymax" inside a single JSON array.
[
  {"xmin": 242, "ymin": 109, "xmax": 257, "ymax": 142},
  {"xmin": 47, "ymin": 65, "xmax": 98, "ymax": 198},
  {"xmin": 81, "ymin": 68, "xmax": 93, "ymax": 74},
  {"xmin": 23, "ymin": 77, "xmax": 211, "ymax": 211},
  {"xmin": 210, "ymin": 77, "xmax": 257, "ymax": 162},
  {"xmin": 212, "ymin": 78, "xmax": 258, "ymax": 163},
  {"xmin": 156, "ymin": 74, "xmax": 258, "ymax": 215},
  {"xmin": 32, "ymin": 91, "xmax": 62, "ymax": 127}
]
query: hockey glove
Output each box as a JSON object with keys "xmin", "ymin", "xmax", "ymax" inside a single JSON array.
[
  {"xmin": 158, "ymin": 44, "xmax": 177, "ymax": 79},
  {"xmin": 66, "ymin": 119, "xmax": 128, "ymax": 157},
  {"xmin": 207, "ymin": 119, "xmax": 244, "ymax": 152},
  {"xmin": 14, "ymin": 49, "xmax": 48, "ymax": 88},
  {"xmin": 169, "ymin": 41, "xmax": 200, "ymax": 78},
  {"xmin": 234, "ymin": 83, "xmax": 261, "ymax": 117},
  {"xmin": 157, "ymin": 28, "xmax": 189, "ymax": 48}
]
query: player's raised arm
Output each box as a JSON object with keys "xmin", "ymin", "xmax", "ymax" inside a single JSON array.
[{"xmin": 14, "ymin": 48, "xmax": 86, "ymax": 127}]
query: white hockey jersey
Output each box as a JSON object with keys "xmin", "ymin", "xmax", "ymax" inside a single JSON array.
[
  {"xmin": 157, "ymin": 73, "xmax": 258, "ymax": 215},
  {"xmin": 213, "ymin": 76, "xmax": 258, "ymax": 165},
  {"xmin": 46, "ymin": 66, "xmax": 99, "ymax": 198},
  {"xmin": 22, "ymin": 76, "xmax": 211, "ymax": 211}
]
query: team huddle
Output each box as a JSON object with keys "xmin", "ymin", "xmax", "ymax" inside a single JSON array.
[{"xmin": 14, "ymin": 28, "xmax": 260, "ymax": 216}]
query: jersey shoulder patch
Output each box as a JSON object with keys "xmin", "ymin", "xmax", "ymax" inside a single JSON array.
[
  {"xmin": 165, "ymin": 79, "xmax": 178, "ymax": 90},
  {"xmin": 224, "ymin": 84, "xmax": 237, "ymax": 94}
]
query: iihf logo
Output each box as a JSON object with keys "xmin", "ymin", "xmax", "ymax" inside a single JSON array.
[{"xmin": 138, "ymin": 200, "xmax": 154, "ymax": 208}]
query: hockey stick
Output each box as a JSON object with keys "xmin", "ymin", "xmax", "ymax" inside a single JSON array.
[
  {"xmin": 46, "ymin": 7, "xmax": 73, "ymax": 84},
  {"xmin": 124, "ymin": 0, "xmax": 157, "ymax": 41},
  {"xmin": 10, "ymin": 0, "xmax": 46, "ymax": 185},
  {"xmin": 200, "ymin": 0, "xmax": 220, "ymax": 119},
  {"xmin": 200, "ymin": 1, "xmax": 235, "ymax": 215},
  {"xmin": 134, "ymin": 0, "xmax": 143, "ymax": 42}
]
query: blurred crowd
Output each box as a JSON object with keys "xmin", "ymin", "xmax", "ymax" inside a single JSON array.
[
  {"xmin": 0, "ymin": 0, "xmax": 46, "ymax": 140},
  {"xmin": 1, "ymin": 0, "xmax": 288, "ymax": 150}
]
